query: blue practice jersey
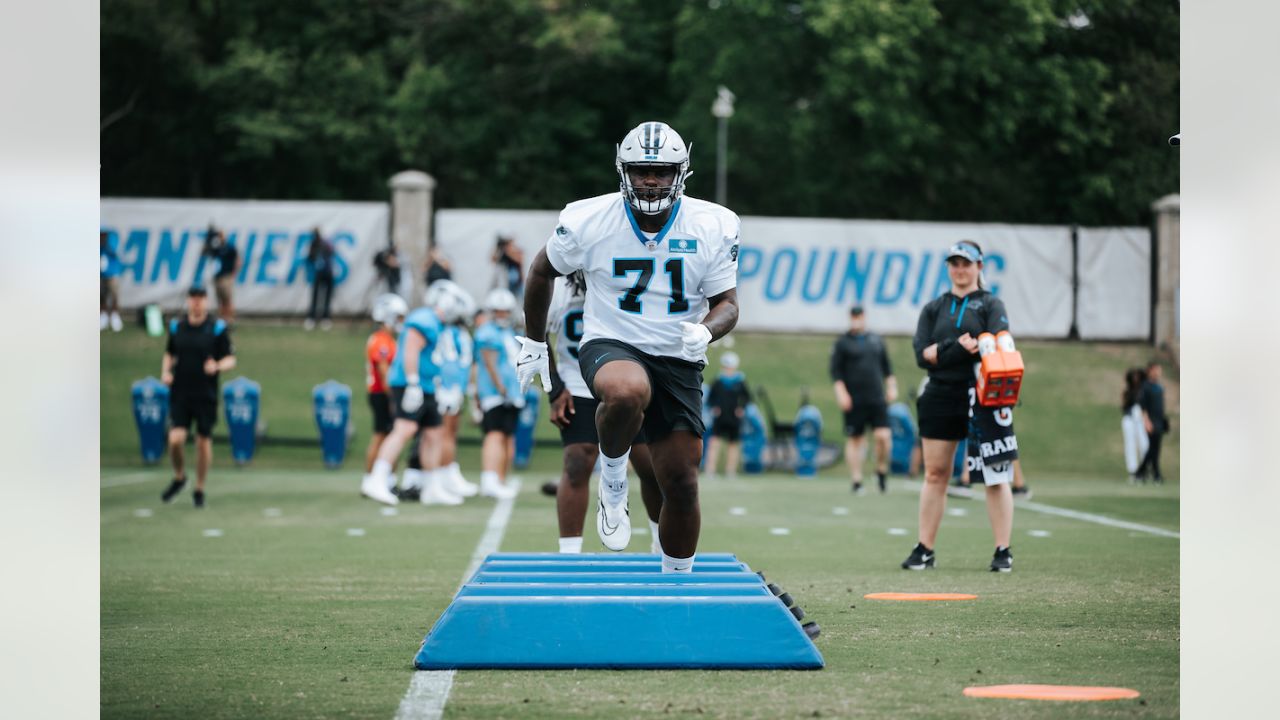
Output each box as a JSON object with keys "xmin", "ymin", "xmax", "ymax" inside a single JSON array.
[
  {"xmin": 387, "ymin": 307, "xmax": 443, "ymax": 390},
  {"xmin": 433, "ymin": 325, "xmax": 473, "ymax": 393},
  {"xmin": 473, "ymin": 321, "xmax": 522, "ymax": 410}
]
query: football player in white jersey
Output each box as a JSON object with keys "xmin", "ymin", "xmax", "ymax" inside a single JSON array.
[
  {"xmin": 517, "ymin": 121, "xmax": 741, "ymax": 573},
  {"xmin": 545, "ymin": 271, "xmax": 665, "ymax": 554}
]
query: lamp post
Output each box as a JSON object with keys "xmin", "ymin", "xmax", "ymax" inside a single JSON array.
[{"xmin": 711, "ymin": 85, "xmax": 736, "ymax": 207}]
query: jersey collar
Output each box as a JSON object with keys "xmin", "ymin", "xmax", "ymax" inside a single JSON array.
[{"xmin": 623, "ymin": 199, "xmax": 681, "ymax": 250}]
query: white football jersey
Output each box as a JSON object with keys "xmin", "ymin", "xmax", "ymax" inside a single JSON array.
[
  {"xmin": 545, "ymin": 193, "xmax": 740, "ymax": 358},
  {"xmin": 547, "ymin": 277, "xmax": 590, "ymax": 399}
]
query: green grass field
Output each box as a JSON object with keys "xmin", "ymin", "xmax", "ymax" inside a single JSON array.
[{"xmin": 101, "ymin": 322, "xmax": 1179, "ymax": 718}]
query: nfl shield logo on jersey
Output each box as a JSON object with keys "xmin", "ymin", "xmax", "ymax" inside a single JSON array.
[{"xmin": 669, "ymin": 237, "xmax": 698, "ymax": 254}]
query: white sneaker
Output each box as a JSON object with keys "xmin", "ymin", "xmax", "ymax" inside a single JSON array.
[
  {"xmin": 100, "ymin": 312, "xmax": 109, "ymax": 331},
  {"xmin": 400, "ymin": 468, "xmax": 424, "ymax": 492},
  {"xmin": 596, "ymin": 484, "xmax": 631, "ymax": 552},
  {"xmin": 304, "ymin": 318, "xmax": 316, "ymax": 330},
  {"xmin": 110, "ymin": 312, "xmax": 123, "ymax": 332},
  {"xmin": 480, "ymin": 477, "xmax": 518, "ymax": 500},
  {"xmin": 420, "ymin": 474, "xmax": 464, "ymax": 506},
  {"xmin": 444, "ymin": 466, "xmax": 479, "ymax": 498},
  {"xmin": 361, "ymin": 474, "xmax": 399, "ymax": 506}
]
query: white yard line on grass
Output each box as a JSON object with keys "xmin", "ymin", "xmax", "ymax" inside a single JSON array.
[
  {"xmin": 394, "ymin": 492, "xmax": 518, "ymax": 720},
  {"xmin": 901, "ymin": 480, "xmax": 1180, "ymax": 539}
]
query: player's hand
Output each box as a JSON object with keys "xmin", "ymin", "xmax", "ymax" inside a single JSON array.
[
  {"xmin": 401, "ymin": 383, "xmax": 424, "ymax": 413},
  {"xmin": 678, "ymin": 322, "xmax": 713, "ymax": 363},
  {"xmin": 436, "ymin": 385, "xmax": 463, "ymax": 415},
  {"xmin": 922, "ymin": 343, "xmax": 939, "ymax": 365},
  {"xmin": 549, "ymin": 391, "xmax": 574, "ymax": 429},
  {"xmin": 514, "ymin": 336, "xmax": 553, "ymax": 393},
  {"xmin": 161, "ymin": 371, "xmax": 174, "ymax": 386},
  {"xmin": 203, "ymin": 357, "xmax": 219, "ymax": 375},
  {"xmin": 958, "ymin": 333, "xmax": 979, "ymax": 354}
]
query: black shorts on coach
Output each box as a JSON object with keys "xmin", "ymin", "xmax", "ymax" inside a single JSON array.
[
  {"xmin": 482, "ymin": 404, "xmax": 520, "ymax": 435},
  {"xmin": 578, "ymin": 338, "xmax": 705, "ymax": 442},
  {"xmin": 916, "ymin": 379, "xmax": 970, "ymax": 441},
  {"xmin": 711, "ymin": 415, "xmax": 742, "ymax": 441},
  {"xmin": 389, "ymin": 386, "xmax": 443, "ymax": 428},
  {"xmin": 368, "ymin": 392, "xmax": 394, "ymax": 434},
  {"xmin": 170, "ymin": 393, "xmax": 217, "ymax": 438},
  {"xmin": 558, "ymin": 394, "xmax": 648, "ymax": 447},
  {"xmin": 843, "ymin": 401, "xmax": 889, "ymax": 438}
]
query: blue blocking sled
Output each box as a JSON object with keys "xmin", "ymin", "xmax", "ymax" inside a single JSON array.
[{"xmin": 413, "ymin": 553, "xmax": 825, "ymax": 670}]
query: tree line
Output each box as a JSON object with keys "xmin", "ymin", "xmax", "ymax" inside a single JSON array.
[{"xmin": 102, "ymin": 0, "xmax": 1178, "ymax": 226}]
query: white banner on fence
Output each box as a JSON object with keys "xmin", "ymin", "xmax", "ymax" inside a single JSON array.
[
  {"xmin": 1076, "ymin": 227, "xmax": 1152, "ymax": 339},
  {"xmin": 437, "ymin": 208, "xmax": 1088, "ymax": 337},
  {"xmin": 100, "ymin": 198, "xmax": 389, "ymax": 314}
]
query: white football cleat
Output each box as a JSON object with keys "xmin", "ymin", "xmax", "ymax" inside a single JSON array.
[
  {"xmin": 596, "ymin": 485, "xmax": 631, "ymax": 552},
  {"xmin": 110, "ymin": 312, "xmax": 123, "ymax": 332},
  {"xmin": 420, "ymin": 474, "xmax": 464, "ymax": 506},
  {"xmin": 444, "ymin": 465, "xmax": 479, "ymax": 498},
  {"xmin": 480, "ymin": 477, "xmax": 518, "ymax": 500},
  {"xmin": 361, "ymin": 474, "xmax": 398, "ymax": 506}
]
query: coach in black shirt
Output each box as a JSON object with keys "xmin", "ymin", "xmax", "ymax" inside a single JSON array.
[
  {"xmin": 830, "ymin": 306, "xmax": 897, "ymax": 494},
  {"xmin": 159, "ymin": 286, "xmax": 236, "ymax": 508}
]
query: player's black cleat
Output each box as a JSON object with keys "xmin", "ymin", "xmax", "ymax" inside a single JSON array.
[
  {"xmin": 1011, "ymin": 484, "xmax": 1032, "ymax": 500},
  {"xmin": 540, "ymin": 481, "xmax": 558, "ymax": 497},
  {"xmin": 396, "ymin": 486, "xmax": 421, "ymax": 501},
  {"xmin": 193, "ymin": 490, "xmax": 205, "ymax": 509},
  {"xmin": 851, "ymin": 481, "xmax": 864, "ymax": 495},
  {"xmin": 990, "ymin": 546, "xmax": 1013, "ymax": 572},
  {"xmin": 901, "ymin": 542, "xmax": 935, "ymax": 570},
  {"xmin": 877, "ymin": 472, "xmax": 887, "ymax": 494},
  {"xmin": 161, "ymin": 477, "xmax": 187, "ymax": 503}
]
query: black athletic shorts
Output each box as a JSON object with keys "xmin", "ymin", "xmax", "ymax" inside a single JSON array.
[
  {"xmin": 558, "ymin": 394, "xmax": 649, "ymax": 447},
  {"xmin": 711, "ymin": 415, "xmax": 742, "ymax": 441},
  {"xmin": 579, "ymin": 338, "xmax": 705, "ymax": 442},
  {"xmin": 170, "ymin": 393, "xmax": 217, "ymax": 438},
  {"xmin": 916, "ymin": 379, "xmax": 970, "ymax": 441},
  {"xmin": 843, "ymin": 401, "xmax": 889, "ymax": 438},
  {"xmin": 482, "ymin": 404, "xmax": 520, "ymax": 435},
  {"xmin": 368, "ymin": 391, "xmax": 393, "ymax": 434},
  {"xmin": 389, "ymin": 386, "xmax": 443, "ymax": 428}
]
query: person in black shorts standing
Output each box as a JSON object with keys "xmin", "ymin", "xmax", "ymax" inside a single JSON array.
[
  {"xmin": 902, "ymin": 241, "xmax": 1015, "ymax": 572},
  {"xmin": 830, "ymin": 305, "xmax": 897, "ymax": 494},
  {"xmin": 160, "ymin": 286, "xmax": 236, "ymax": 508},
  {"xmin": 705, "ymin": 352, "xmax": 751, "ymax": 481}
]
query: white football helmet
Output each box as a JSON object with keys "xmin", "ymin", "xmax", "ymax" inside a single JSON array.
[
  {"xmin": 424, "ymin": 280, "xmax": 475, "ymax": 324},
  {"xmin": 616, "ymin": 121, "xmax": 692, "ymax": 215},
  {"xmin": 484, "ymin": 288, "xmax": 518, "ymax": 313},
  {"xmin": 371, "ymin": 293, "xmax": 408, "ymax": 326}
]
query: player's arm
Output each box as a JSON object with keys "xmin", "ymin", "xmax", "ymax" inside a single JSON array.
[
  {"xmin": 522, "ymin": 248, "xmax": 562, "ymax": 343},
  {"xmin": 701, "ymin": 287, "xmax": 739, "ymax": 341},
  {"xmin": 374, "ymin": 358, "xmax": 391, "ymax": 391},
  {"xmin": 161, "ymin": 352, "xmax": 175, "ymax": 385},
  {"xmin": 830, "ymin": 342, "xmax": 852, "ymax": 411},
  {"xmin": 481, "ymin": 348, "xmax": 505, "ymax": 395},
  {"xmin": 211, "ymin": 331, "xmax": 236, "ymax": 373},
  {"xmin": 881, "ymin": 341, "xmax": 897, "ymax": 403},
  {"xmin": 402, "ymin": 328, "xmax": 427, "ymax": 385}
]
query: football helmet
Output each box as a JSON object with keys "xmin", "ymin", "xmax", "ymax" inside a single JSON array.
[
  {"xmin": 424, "ymin": 280, "xmax": 475, "ymax": 324},
  {"xmin": 484, "ymin": 288, "xmax": 518, "ymax": 313},
  {"xmin": 616, "ymin": 121, "xmax": 691, "ymax": 215},
  {"xmin": 371, "ymin": 293, "xmax": 408, "ymax": 326}
]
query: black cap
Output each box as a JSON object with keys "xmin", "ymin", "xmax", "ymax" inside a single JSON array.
[
  {"xmin": 187, "ymin": 285, "xmax": 208, "ymax": 297},
  {"xmin": 850, "ymin": 305, "xmax": 865, "ymax": 316}
]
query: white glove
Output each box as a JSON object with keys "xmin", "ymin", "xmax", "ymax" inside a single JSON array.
[
  {"xmin": 436, "ymin": 385, "xmax": 464, "ymax": 415},
  {"xmin": 678, "ymin": 322, "xmax": 713, "ymax": 363},
  {"xmin": 514, "ymin": 336, "xmax": 553, "ymax": 393},
  {"xmin": 401, "ymin": 381, "xmax": 424, "ymax": 413}
]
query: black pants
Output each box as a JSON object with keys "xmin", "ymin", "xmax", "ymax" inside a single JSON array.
[
  {"xmin": 309, "ymin": 274, "xmax": 334, "ymax": 320},
  {"xmin": 1136, "ymin": 429, "xmax": 1164, "ymax": 480}
]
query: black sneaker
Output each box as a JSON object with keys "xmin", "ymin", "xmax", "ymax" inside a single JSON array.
[
  {"xmin": 877, "ymin": 472, "xmax": 888, "ymax": 494},
  {"xmin": 1011, "ymin": 485, "xmax": 1032, "ymax": 500},
  {"xmin": 396, "ymin": 486, "xmax": 421, "ymax": 501},
  {"xmin": 193, "ymin": 490, "xmax": 205, "ymax": 509},
  {"xmin": 901, "ymin": 542, "xmax": 935, "ymax": 570},
  {"xmin": 161, "ymin": 477, "xmax": 187, "ymax": 503},
  {"xmin": 851, "ymin": 481, "xmax": 865, "ymax": 495},
  {"xmin": 540, "ymin": 481, "xmax": 559, "ymax": 497},
  {"xmin": 990, "ymin": 546, "xmax": 1013, "ymax": 572}
]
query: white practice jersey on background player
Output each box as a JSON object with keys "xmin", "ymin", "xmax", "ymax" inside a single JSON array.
[
  {"xmin": 547, "ymin": 278, "xmax": 590, "ymax": 399},
  {"xmin": 545, "ymin": 193, "xmax": 740, "ymax": 358}
]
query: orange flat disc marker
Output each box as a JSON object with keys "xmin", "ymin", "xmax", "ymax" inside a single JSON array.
[
  {"xmin": 963, "ymin": 685, "xmax": 1140, "ymax": 702},
  {"xmin": 863, "ymin": 592, "xmax": 978, "ymax": 601}
]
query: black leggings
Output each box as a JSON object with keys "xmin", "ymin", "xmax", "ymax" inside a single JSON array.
[
  {"xmin": 309, "ymin": 275, "xmax": 334, "ymax": 320},
  {"xmin": 1136, "ymin": 429, "xmax": 1163, "ymax": 480}
]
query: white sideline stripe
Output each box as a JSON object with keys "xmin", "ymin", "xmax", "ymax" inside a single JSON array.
[
  {"xmin": 901, "ymin": 480, "xmax": 1180, "ymax": 539},
  {"xmin": 394, "ymin": 493, "xmax": 517, "ymax": 720}
]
